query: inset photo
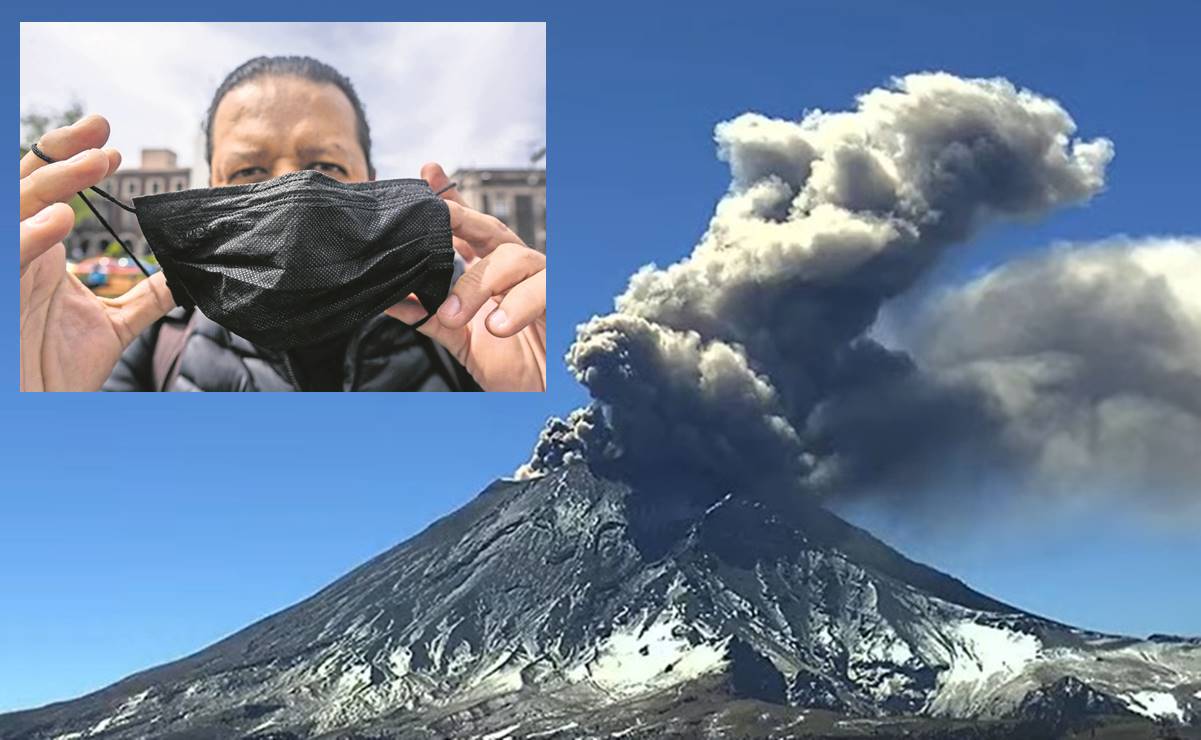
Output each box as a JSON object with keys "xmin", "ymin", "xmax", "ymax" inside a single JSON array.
[{"xmin": 19, "ymin": 22, "xmax": 546, "ymax": 392}]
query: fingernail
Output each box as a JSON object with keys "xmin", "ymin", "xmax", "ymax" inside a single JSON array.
[
  {"xmin": 489, "ymin": 309, "xmax": 509, "ymax": 330},
  {"xmin": 438, "ymin": 294, "xmax": 461, "ymax": 319},
  {"xmin": 67, "ymin": 150, "xmax": 92, "ymax": 164},
  {"xmin": 31, "ymin": 208, "xmax": 53, "ymax": 224}
]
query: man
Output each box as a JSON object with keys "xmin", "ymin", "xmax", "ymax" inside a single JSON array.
[{"xmin": 18, "ymin": 56, "xmax": 546, "ymax": 392}]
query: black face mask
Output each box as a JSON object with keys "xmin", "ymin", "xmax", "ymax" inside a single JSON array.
[{"xmin": 31, "ymin": 144, "xmax": 454, "ymax": 351}]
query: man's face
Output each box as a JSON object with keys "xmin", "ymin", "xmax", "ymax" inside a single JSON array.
[{"xmin": 209, "ymin": 75, "xmax": 371, "ymax": 187}]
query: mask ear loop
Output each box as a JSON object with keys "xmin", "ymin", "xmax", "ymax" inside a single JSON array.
[
  {"xmin": 29, "ymin": 142, "xmax": 152, "ymax": 278},
  {"xmin": 402, "ymin": 180, "xmax": 459, "ymax": 330}
]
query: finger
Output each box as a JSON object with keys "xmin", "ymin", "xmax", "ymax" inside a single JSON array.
[
  {"xmin": 386, "ymin": 296, "xmax": 444, "ymax": 334},
  {"xmin": 447, "ymin": 201, "xmax": 525, "ymax": 257},
  {"xmin": 487, "ymin": 269, "xmax": 546, "ymax": 338},
  {"xmin": 19, "ymin": 149, "xmax": 112, "ymax": 221},
  {"xmin": 385, "ymin": 294, "xmax": 424, "ymax": 322},
  {"xmin": 436, "ymin": 243, "xmax": 545, "ymax": 330},
  {"xmin": 101, "ymin": 146, "xmax": 123, "ymax": 177},
  {"xmin": 452, "ymin": 235, "xmax": 477, "ymax": 264},
  {"xmin": 19, "ymin": 114, "xmax": 113, "ymax": 179},
  {"xmin": 420, "ymin": 162, "xmax": 468, "ymax": 206},
  {"xmin": 105, "ymin": 272, "xmax": 176, "ymax": 348},
  {"xmin": 19, "ymin": 203, "xmax": 75, "ymax": 274},
  {"xmin": 384, "ymin": 298, "xmax": 468, "ymax": 360},
  {"xmin": 420, "ymin": 163, "xmax": 476, "ymax": 263}
]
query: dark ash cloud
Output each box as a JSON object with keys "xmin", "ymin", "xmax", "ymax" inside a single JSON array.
[{"xmin": 518, "ymin": 73, "xmax": 1199, "ymax": 520}]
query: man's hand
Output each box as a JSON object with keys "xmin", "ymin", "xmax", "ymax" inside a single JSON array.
[
  {"xmin": 19, "ymin": 114, "xmax": 175, "ymax": 391},
  {"xmin": 386, "ymin": 163, "xmax": 546, "ymax": 391}
]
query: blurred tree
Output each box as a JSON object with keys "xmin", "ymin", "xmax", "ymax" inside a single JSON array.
[
  {"xmin": 20, "ymin": 99, "xmax": 85, "ymax": 150},
  {"xmin": 20, "ymin": 100, "xmax": 93, "ymax": 225}
]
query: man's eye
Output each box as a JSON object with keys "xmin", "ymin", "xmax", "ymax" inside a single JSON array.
[
  {"xmin": 307, "ymin": 162, "xmax": 348, "ymax": 176},
  {"xmin": 230, "ymin": 167, "xmax": 268, "ymax": 182}
]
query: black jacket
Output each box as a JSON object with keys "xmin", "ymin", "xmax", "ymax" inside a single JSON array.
[{"xmin": 103, "ymin": 308, "xmax": 479, "ymax": 392}]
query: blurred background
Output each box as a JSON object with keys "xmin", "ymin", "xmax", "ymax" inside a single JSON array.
[{"xmin": 19, "ymin": 22, "xmax": 546, "ymax": 293}]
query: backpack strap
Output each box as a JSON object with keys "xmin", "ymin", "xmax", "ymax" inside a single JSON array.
[{"xmin": 152, "ymin": 308, "xmax": 198, "ymax": 392}]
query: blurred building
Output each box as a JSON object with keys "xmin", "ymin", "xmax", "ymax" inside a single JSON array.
[
  {"xmin": 67, "ymin": 148, "xmax": 189, "ymax": 261},
  {"xmin": 190, "ymin": 127, "xmax": 210, "ymax": 189},
  {"xmin": 450, "ymin": 168, "xmax": 547, "ymax": 253}
]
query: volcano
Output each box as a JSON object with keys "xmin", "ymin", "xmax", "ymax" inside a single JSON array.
[{"xmin": 2, "ymin": 464, "xmax": 1198, "ymax": 739}]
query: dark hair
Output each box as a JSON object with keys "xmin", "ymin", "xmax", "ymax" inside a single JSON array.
[{"xmin": 204, "ymin": 55, "xmax": 374, "ymax": 178}]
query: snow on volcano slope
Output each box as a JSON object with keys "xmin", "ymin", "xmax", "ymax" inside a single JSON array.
[{"xmin": 1, "ymin": 464, "xmax": 1198, "ymax": 739}]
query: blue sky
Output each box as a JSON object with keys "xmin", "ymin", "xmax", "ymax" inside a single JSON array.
[{"xmin": 4, "ymin": 1, "xmax": 1200, "ymax": 713}]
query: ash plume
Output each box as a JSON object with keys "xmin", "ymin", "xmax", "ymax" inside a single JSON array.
[
  {"xmin": 524, "ymin": 72, "xmax": 1198, "ymax": 516},
  {"xmin": 878, "ymin": 237, "xmax": 1201, "ymax": 517}
]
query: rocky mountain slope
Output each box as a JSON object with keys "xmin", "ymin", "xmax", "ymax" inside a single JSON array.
[{"xmin": 2, "ymin": 464, "xmax": 1198, "ymax": 739}]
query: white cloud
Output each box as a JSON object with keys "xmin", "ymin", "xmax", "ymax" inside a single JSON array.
[{"xmin": 19, "ymin": 22, "xmax": 545, "ymax": 180}]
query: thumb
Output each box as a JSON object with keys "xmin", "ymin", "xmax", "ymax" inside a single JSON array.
[
  {"xmin": 107, "ymin": 272, "xmax": 176, "ymax": 348},
  {"xmin": 20, "ymin": 203, "xmax": 75, "ymax": 275}
]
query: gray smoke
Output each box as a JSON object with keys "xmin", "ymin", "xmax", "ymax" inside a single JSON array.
[
  {"xmin": 520, "ymin": 73, "xmax": 1197, "ymax": 515},
  {"xmin": 875, "ymin": 237, "xmax": 1201, "ymax": 518}
]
